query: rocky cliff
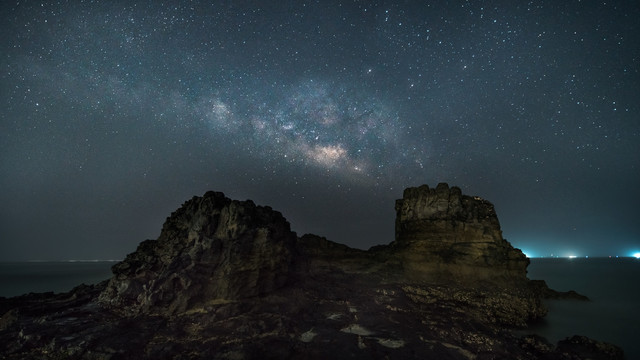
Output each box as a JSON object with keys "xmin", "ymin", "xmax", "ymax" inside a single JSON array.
[
  {"xmin": 98, "ymin": 191, "xmax": 298, "ymax": 315},
  {"xmin": 0, "ymin": 185, "xmax": 623, "ymax": 359},
  {"xmin": 390, "ymin": 183, "xmax": 529, "ymax": 284}
]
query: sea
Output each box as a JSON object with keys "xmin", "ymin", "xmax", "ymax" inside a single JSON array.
[
  {"xmin": 0, "ymin": 258, "xmax": 638, "ymax": 358},
  {"xmin": 526, "ymin": 257, "xmax": 640, "ymax": 359},
  {"xmin": 0, "ymin": 260, "xmax": 116, "ymax": 298}
]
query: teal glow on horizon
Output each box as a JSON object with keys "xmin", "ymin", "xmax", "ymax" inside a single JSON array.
[{"xmin": 520, "ymin": 249, "xmax": 534, "ymax": 258}]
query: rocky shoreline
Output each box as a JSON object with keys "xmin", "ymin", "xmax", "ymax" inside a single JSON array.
[{"xmin": 0, "ymin": 184, "xmax": 624, "ymax": 359}]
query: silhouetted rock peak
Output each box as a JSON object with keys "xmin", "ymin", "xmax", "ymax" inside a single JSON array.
[
  {"xmin": 98, "ymin": 191, "xmax": 298, "ymax": 315},
  {"xmin": 392, "ymin": 183, "xmax": 529, "ymax": 283}
]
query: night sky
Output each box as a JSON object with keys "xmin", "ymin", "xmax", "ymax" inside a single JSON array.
[{"xmin": 1, "ymin": 1, "xmax": 639, "ymax": 261}]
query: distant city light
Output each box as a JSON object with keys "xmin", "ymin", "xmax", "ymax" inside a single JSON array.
[
  {"xmin": 633, "ymin": 252, "xmax": 640, "ymax": 259},
  {"xmin": 568, "ymin": 255, "xmax": 577, "ymax": 259}
]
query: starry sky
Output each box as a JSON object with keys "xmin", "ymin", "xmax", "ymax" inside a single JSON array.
[{"xmin": 1, "ymin": 1, "xmax": 639, "ymax": 261}]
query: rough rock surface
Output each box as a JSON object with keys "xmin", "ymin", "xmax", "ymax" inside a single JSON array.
[
  {"xmin": 98, "ymin": 191, "xmax": 298, "ymax": 315},
  {"xmin": 0, "ymin": 185, "xmax": 623, "ymax": 359},
  {"xmin": 391, "ymin": 183, "xmax": 529, "ymax": 284}
]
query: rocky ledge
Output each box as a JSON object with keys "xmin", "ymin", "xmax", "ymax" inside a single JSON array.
[{"xmin": 0, "ymin": 184, "xmax": 623, "ymax": 359}]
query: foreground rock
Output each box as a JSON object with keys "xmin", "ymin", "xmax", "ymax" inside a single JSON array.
[
  {"xmin": 98, "ymin": 192, "xmax": 298, "ymax": 316},
  {"xmin": 0, "ymin": 184, "xmax": 623, "ymax": 359}
]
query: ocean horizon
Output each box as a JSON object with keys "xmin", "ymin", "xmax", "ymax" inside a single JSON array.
[
  {"xmin": 0, "ymin": 260, "xmax": 118, "ymax": 298},
  {"xmin": 1, "ymin": 257, "xmax": 638, "ymax": 358}
]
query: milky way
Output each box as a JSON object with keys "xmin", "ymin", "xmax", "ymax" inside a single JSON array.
[{"xmin": 1, "ymin": 1, "xmax": 639, "ymax": 260}]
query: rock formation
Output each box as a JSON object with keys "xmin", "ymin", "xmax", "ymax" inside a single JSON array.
[
  {"xmin": 390, "ymin": 183, "xmax": 529, "ymax": 283},
  {"xmin": 98, "ymin": 191, "xmax": 298, "ymax": 315},
  {"xmin": 0, "ymin": 184, "xmax": 624, "ymax": 359}
]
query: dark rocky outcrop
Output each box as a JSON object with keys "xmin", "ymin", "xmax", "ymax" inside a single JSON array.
[
  {"xmin": 0, "ymin": 184, "xmax": 623, "ymax": 359},
  {"xmin": 98, "ymin": 191, "xmax": 298, "ymax": 315}
]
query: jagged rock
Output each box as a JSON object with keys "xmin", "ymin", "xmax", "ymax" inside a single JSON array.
[
  {"xmin": 98, "ymin": 191, "xmax": 298, "ymax": 315},
  {"xmin": 0, "ymin": 185, "xmax": 625, "ymax": 359},
  {"xmin": 391, "ymin": 183, "xmax": 529, "ymax": 284}
]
